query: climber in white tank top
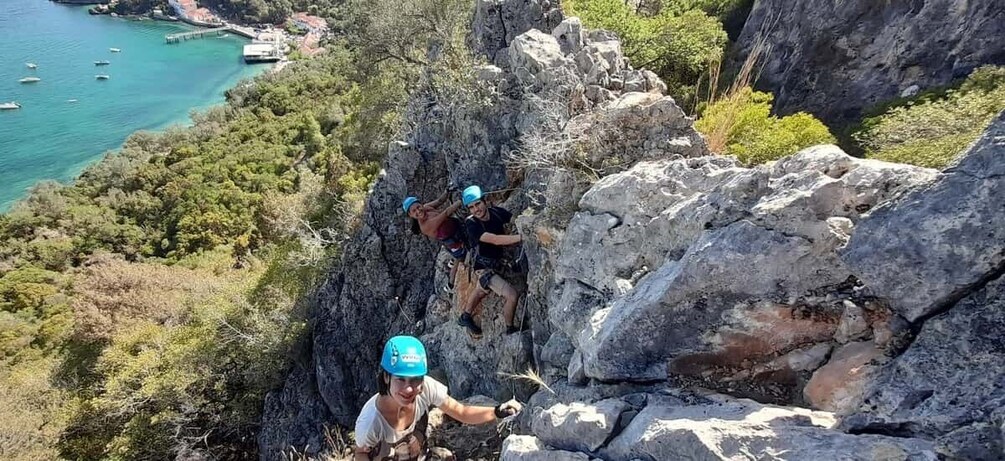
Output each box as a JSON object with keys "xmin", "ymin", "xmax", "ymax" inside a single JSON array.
[{"xmin": 353, "ymin": 336, "xmax": 522, "ymax": 461}]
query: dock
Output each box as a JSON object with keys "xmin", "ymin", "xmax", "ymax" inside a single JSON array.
[{"xmin": 165, "ymin": 26, "xmax": 229, "ymax": 43}]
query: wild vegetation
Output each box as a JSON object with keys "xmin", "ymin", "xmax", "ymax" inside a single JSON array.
[
  {"xmin": 854, "ymin": 65, "xmax": 1005, "ymax": 169},
  {"xmin": 0, "ymin": 0, "xmax": 474, "ymax": 459},
  {"xmin": 565, "ymin": 0, "xmax": 835, "ymax": 164}
]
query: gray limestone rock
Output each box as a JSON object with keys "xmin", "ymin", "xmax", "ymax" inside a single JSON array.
[
  {"xmin": 472, "ymin": 0, "xmax": 564, "ymax": 63},
  {"xmin": 841, "ymin": 274, "xmax": 1005, "ymax": 444},
  {"xmin": 567, "ymin": 349, "xmax": 588, "ymax": 386},
  {"xmin": 579, "ymin": 219, "xmax": 851, "ymax": 381},
  {"xmin": 935, "ymin": 422, "xmax": 1004, "ymax": 461},
  {"xmin": 843, "ymin": 112, "xmax": 1005, "ymax": 322},
  {"xmin": 531, "ymin": 398, "xmax": 628, "ymax": 453},
  {"xmin": 600, "ymin": 398, "xmax": 937, "ymax": 461},
  {"xmin": 499, "ymin": 435, "xmax": 592, "ymax": 461},
  {"xmin": 257, "ymin": 365, "xmax": 336, "ymax": 460},
  {"xmin": 552, "ymin": 17, "xmax": 584, "ymax": 55}
]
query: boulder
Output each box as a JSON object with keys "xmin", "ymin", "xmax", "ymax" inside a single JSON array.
[
  {"xmin": 499, "ymin": 435, "xmax": 592, "ymax": 461},
  {"xmin": 552, "ymin": 17, "xmax": 584, "ymax": 55},
  {"xmin": 472, "ymin": 0, "xmax": 564, "ymax": 62},
  {"xmin": 579, "ymin": 219, "xmax": 850, "ymax": 381},
  {"xmin": 531, "ymin": 398, "xmax": 628, "ymax": 453},
  {"xmin": 843, "ymin": 112, "xmax": 1005, "ymax": 322}
]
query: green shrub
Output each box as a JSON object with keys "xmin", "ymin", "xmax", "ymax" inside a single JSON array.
[
  {"xmin": 695, "ymin": 87, "xmax": 835, "ymax": 164},
  {"xmin": 564, "ymin": 0, "xmax": 727, "ymax": 106},
  {"xmin": 854, "ymin": 66, "xmax": 1005, "ymax": 169}
]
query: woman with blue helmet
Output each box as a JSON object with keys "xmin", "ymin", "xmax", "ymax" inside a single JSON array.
[
  {"xmin": 354, "ymin": 335, "xmax": 522, "ymax": 460},
  {"xmin": 403, "ymin": 188, "xmax": 466, "ymax": 293}
]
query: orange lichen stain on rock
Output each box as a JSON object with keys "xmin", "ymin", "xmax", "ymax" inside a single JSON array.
[
  {"xmin": 803, "ymin": 340, "xmax": 884, "ymax": 412},
  {"xmin": 669, "ymin": 303, "xmax": 839, "ymax": 377},
  {"xmin": 534, "ymin": 226, "xmax": 556, "ymax": 248}
]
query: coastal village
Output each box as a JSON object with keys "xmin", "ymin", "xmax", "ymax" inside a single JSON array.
[{"xmin": 88, "ymin": 0, "xmax": 329, "ymax": 65}]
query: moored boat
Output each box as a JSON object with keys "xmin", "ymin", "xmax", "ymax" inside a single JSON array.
[
  {"xmin": 26, "ymin": 63, "xmax": 37, "ymax": 69},
  {"xmin": 19, "ymin": 77, "xmax": 41, "ymax": 83},
  {"xmin": 109, "ymin": 48, "xmax": 121, "ymax": 52},
  {"xmin": 94, "ymin": 60, "xmax": 111, "ymax": 66},
  {"xmin": 0, "ymin": 102, "xmax": 21, "ymax": 110},
  {"xmin": 95, "ymin": 74, "xmax": 110, "ymax": 80}
]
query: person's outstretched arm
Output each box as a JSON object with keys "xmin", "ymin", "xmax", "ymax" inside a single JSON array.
[
  {"xmin": 420, "ymin": 200, "xmax": 462, "ymax": 235},
  {"xmin": 425, "ymin": 189, "xmax": 451, "ymax": 208},
  {"xmin": 438, "ymin": 397, "xmax": 522, "ymax": 425},
  {"xmin": 479, "ymin": 232, "xmax": 522, "ymax": 246}
]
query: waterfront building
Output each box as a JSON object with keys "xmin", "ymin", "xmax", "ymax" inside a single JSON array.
[{"xmin": 243, "ymin": 43, "xmax": 281, "ymax": 63}]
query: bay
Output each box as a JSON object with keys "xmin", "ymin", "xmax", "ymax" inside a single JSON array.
[{"xmin": 0, "ymin": 0, "xmax": 270, "ymax": 210}]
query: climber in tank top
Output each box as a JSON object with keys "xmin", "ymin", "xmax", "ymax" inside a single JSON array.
[
  {"xmin": 403, "ymin": 187, "xmax": 467, "ymax": 293},
  {"xmin": 354, "ymin": 336, "xmax": 522, "ymax": 461}
]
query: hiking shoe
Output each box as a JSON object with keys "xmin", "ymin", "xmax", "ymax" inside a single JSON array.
[{"xmin": 457, "ymin": 313, "xmax": 482, "ymax": 336}]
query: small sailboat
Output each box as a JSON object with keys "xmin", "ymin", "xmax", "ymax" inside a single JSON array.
[
  {"xmin": 94, "ymin": 60, "xmax": 111, "ymax": 66},
  {"xmin": 0, "ymin": 102, "xmax": 21, "ymax": 110},
  {"xmin": 19, "ymin": 77, "xmax": 41, "ymax": 83},
  {"xmin": 109, "ymin": 48, "xmax": 121, "ymax": 52},
  {"xmin": 95, "ymin": 74, "xmax": 110, "ymax": 80},
  {"xmin": 26, "ymin": 63, "xmax": 37, "ymax": 69}
]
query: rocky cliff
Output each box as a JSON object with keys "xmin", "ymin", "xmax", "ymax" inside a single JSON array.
[
  {"xmin": 733, "ymin": 0, "xmax": 1005, "ymax": 126},
  {"xmin": 260, "ymin": 1, "xmax": 1005, "ymax": 459}
]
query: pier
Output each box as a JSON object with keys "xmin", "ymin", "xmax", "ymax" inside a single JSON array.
[{"xmin": 165, "ymin": 26, "xmax": 229, "ymax": 43}]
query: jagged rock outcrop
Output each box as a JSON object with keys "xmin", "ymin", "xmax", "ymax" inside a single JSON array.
[
  {"xmin": 508, "ymin": 114, "xmax": 1005, "ymax": 460},
  {"xmin": 545, "ymin": 147, "xmax": 936, "ymax": 398},
  {"xmin": 734, "ymin": 0, "xmax": 1005, "ymax": 125},
  {"xmin": 261, "ymin": 0, "xmax": 1005, "ymax": 457}
]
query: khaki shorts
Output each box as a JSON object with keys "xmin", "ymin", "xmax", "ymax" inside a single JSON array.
[{"xmin": 474, "ymin": 269, "xmax": 512, "ymax": 296}]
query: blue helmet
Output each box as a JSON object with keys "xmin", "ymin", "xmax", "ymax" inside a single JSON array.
[
  {"xmin": 381, "ymin": 335, "xmax": 428, "ymax": 377},
  {"xmin": 402, "ymin": 196, "xmax": 419, "ymax": 213},
  {"xmin": 462, "ymin": 185, "xmax": 483, "ymax": 206}
]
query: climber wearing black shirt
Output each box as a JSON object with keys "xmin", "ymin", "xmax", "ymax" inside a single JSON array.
[{"xmin": 457, "ymin": 185, "xmax": 523, "ymax": 336}]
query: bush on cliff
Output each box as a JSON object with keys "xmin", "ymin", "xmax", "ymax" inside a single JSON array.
[
  {"xmin": 564, "ymin": 0, "xmax": 728, "ymax": 107},
  {"xmin": 854, "ymin": 65, "xmax": 1005, "ymax": 169},
  {"xmin": 695, "ymin": 87, "xmax": 836, "ymax": 164}
]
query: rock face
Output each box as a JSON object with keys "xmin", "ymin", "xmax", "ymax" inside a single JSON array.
[{"xmin": 734, "ymin": 0, "xmax": 1005, "ymax": 125}]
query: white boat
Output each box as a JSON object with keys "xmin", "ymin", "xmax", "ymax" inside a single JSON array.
[
  {"xmin": 109, "ymin": 48, "xmax": 121, "ymax": 52},
  {"xmin": 94, "ymin": 60, "xmax": 111, "ymax": 66},
  {"xmin": 95, "ymin": 74, "xmax": 110, "ymax": 80},
  {"xmin": 26, "ymin": 63, "xmax": 37, "ymax": 69},
  {"xmin": 0, "ymin": 102, "xmax": 21, "ymax": 110},
  {"xmin": 19, "ymin": 77, "xmax": 41, "ymax": 83},
  {"xmin": 67, "ymin": 99, "xmax": 79, "ymax": 103}
]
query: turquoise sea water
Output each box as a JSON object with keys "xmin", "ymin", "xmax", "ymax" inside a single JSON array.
[{"xmin": 0, "ymin": 0, "xmax": 270, "ymax": 210}]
